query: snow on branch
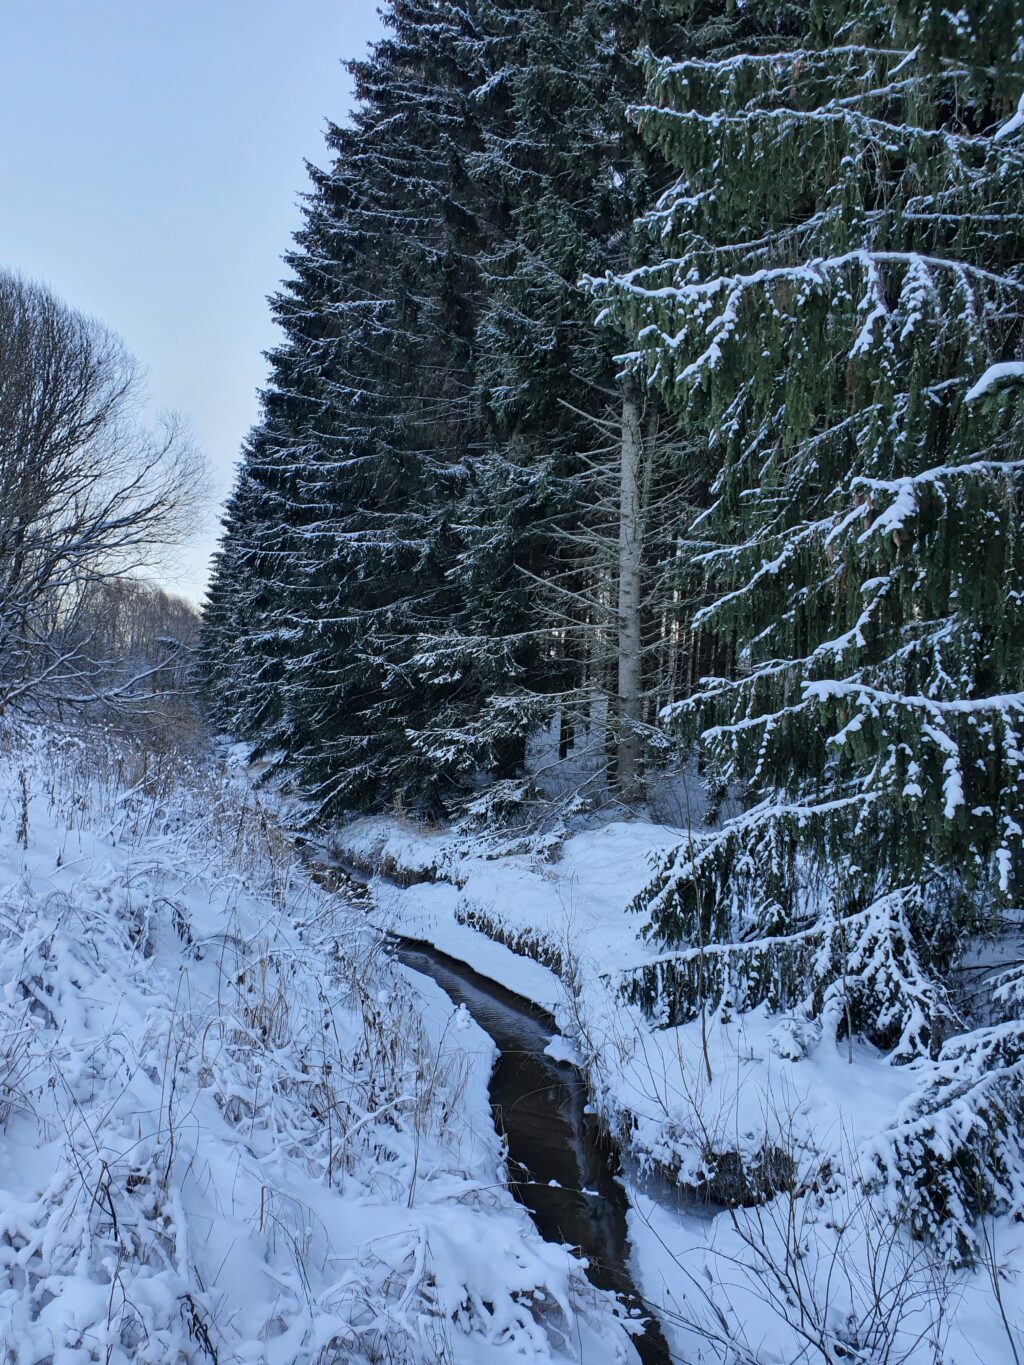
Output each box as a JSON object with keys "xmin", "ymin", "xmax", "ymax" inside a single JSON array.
[
  {"xmin": 624, "ymin": 856, "xmax": 942, "ymax": 1060},
  {"xmin": 803, "ymin": 680, "xmax": 1024, "ymax": 721},
  {"xmin": 994, "ymin": 90, "xmax": 1024, "ymax": 142},
  {"xmin": 964, "ymin": 360, "xmax": 1024, "ymax": 402},
  {"xmin": 868, "ymin": 1020, "xmax": 1024, "ymax": 1262}
]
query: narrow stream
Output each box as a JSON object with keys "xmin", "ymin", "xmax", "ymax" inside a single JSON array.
[
  {"xmin": 394, "ymin": 941, "xmax": 672, "ymax": 1365},
  {"xmin": 305, "ymin": 850, "xmax": 674, "ymax": 1363}
]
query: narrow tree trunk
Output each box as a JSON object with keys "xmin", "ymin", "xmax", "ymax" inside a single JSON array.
[
  {"xmin": 493, "ymin": 730, "xmax": 525, "ymax": 780},
  {"xmin": 558, "ymin": 707, "xmax": 574, "ymax": 761},
  {"xmin": 616, "ymin": 382, "xmax": 645, "ymax": 801}
]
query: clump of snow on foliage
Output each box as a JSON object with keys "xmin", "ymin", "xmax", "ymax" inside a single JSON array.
[{"xmin": 965, "ymin": 359, "xmax": 1024, "ymax": 402}]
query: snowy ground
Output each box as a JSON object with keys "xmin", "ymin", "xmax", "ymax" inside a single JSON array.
[
  {"xmin": 331, "ymin": 813, "xmax": 1024, "ymax": 1363},
  {"xmin": 0, "ymin": 723, "xmax": 639, "ymax": 1364}
]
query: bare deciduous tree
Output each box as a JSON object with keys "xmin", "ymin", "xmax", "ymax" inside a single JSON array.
[
  {"xmin": 59, "ymin": 577, "xmax": 201, "ymax": 715},
  {"xmin": 0, "ymin": 270, "xmax": 207, "ymax": 714}
]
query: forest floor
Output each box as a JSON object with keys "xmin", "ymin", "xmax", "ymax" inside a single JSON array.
[
  {"xmin": 0, "ymin": 722, "xmax": 640, "ymax": 1364},
  {"xmin": 330, "ymin": 811, "xmax": 1024, "ymax": 1364}
]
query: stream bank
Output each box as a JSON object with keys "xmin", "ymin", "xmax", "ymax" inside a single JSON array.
[{"xmin": 304, "ymin": 848, "xmax": 674, "ymax": 1364}]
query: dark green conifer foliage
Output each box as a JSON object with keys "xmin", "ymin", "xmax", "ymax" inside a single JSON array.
[
  {"xmin": 597, "ymin": 0, "xmax": 1024, "ymax": 1257},
  {"xmin": 447, "ymin": 0, "xmax": 690, "ymax": 793},
  {"xmin": 197, "ymin": 448, "xmax": 290, "ymax": 742},
  {"xmin": 203, "ymin": 1, "xmax": 490, "ymax": 814},
  {"xmin": 201, "ymin": 0, "xmax": 691, "ymax": 815}
]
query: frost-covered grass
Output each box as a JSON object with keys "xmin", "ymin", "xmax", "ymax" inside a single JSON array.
[
  {"xmin": 0, "ymin": 722, "xmax": 638, "ymax": 1364},
  {"xmin": 331, "ymin": 813, "xmax": 1024, "ymax": 1363}
]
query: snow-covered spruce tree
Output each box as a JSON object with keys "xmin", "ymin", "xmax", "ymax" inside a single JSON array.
[
  {"xmin": 198, "ymin": 436, "xmax": 295, "ymax": 743},
  {"xmin": 203, "ymin": 1, "xmax": 493, "ymax": 814},
  {"xmin": 447, "ymin": 0, "xmax": 692, "ymax": 805},
  {"xmin": 284, "ymin": 21, "xmax": 475, "ymax": 815},
  {"xmin": 204, "ymin": 0, "xmax": 719, "ymax": 817},
  {"xmin": 594, "ymin": 0, "xmax": 1024, "ymax": 1254}
]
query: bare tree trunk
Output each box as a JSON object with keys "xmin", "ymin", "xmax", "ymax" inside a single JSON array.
[
  {"xmin": 558, "ymin": 707, "xmax": 575, "ymax": 760},
  {"xmin": 616, "ymin": 381, "xmax": 645, "ymax": 801}
]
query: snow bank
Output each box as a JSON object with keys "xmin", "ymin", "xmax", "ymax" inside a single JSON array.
[
  {"xmin": 333, "ymin": 815, "xmax": 910, "ymax": 1166},
  {"xmin": 332, "ymin": 811, "xmax": 1024, "ymax": 1363},
  {"xmin": 0, "ymin": 725, "xmax": 638, "ymax": 1364}
]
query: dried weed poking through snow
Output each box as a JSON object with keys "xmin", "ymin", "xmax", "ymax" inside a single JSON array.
[{"xmin": 0, "ymin": 724, "xmax": 638, "ymax": 1364}]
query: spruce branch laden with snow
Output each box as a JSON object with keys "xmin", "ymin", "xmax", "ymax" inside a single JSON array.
[{"xmin": 595, "ymin": 0, "xmax": 1024, "ymax": 1257}]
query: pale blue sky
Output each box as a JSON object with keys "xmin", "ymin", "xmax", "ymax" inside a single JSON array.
[{"xmin": 0, "ymin": 0, "xmax": 385, "ymax": 601}]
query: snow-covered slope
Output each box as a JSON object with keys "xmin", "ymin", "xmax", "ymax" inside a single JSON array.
[
  {"xmin": 333, "ymin": 814, "xmax": 1024, "ymax": 1363},
  {"xmin": 0, "ymin": 726, "xmax": 638, "ymax": 1364}
]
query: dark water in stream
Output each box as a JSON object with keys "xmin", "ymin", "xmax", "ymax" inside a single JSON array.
[
  {"xmin": 302, "ymin": 850, "xmax": 673, "ymax": 1362},
  {"xmin": 394, "ymin": 940, "xmax": 673, "ymax": 1365}
]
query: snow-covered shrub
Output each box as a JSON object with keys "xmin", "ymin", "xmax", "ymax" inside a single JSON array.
[
  {"xmin": 648, "ymin": 1158, "xmax": 957, "ymax": 1363},
  {"xmin": 624, "ymin": 837, "xmax": 954, "ymax": 1059}
]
